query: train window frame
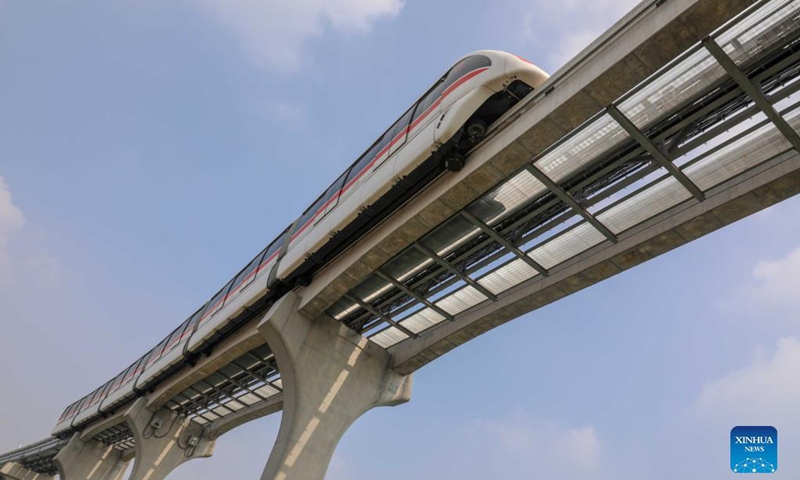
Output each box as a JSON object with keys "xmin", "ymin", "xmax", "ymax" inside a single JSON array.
[
  {"xmin": 412, "ymin": 75, "xmax": 447, "ymax": 124},
  {"xmin": 440, "ymin": 55, "xmax": 492, "ymax": 96},
  {"xmin": 232, "ymin": 247, "xmax": 268, "ymax": 293},
  {"xmin": 346, "ymin": 133, "xmax": 386, "ymax": 188},
  {"xmin": 378, "ymin": 105, "xmax": 415, "ymax": 169},
  {"xmin": 314, "ymin": 169, "xmax": 351, "ymax": 225}
]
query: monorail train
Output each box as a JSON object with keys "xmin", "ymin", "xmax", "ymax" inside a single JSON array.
[{"xmin": 52, "ymin": 50, "xmax": 549, "ymax": 435}]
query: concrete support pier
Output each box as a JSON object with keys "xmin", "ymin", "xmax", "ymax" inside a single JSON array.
[
  {"xmin": 123, "ymin": 398, "xmax": 215, "ymax": 480},
  {"xmin": 257, "ymin": 292, "xmax": 412, "ymax": 480},
  {"xmin": 0, "ymin": 462, "xmax": 53, "ymax": 480},
  {"xmin": 54, "ymin": 434, "xmax": 128, "ymax": 480}
]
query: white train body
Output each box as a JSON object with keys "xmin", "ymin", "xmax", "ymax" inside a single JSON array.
[{"xmin": 52, "ymin": 50, "xmax": 548, "ymax": 436}]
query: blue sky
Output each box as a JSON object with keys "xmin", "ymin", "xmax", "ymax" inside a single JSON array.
[{"xmin": 1, "ymin": 1, "xmax": 799, "ymax": 479}]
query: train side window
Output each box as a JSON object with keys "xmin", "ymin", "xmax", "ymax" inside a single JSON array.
[
  {"xmin": 131, "ymin": 355, "xmax": 147, "ymax": 377},
  {"xmin": 386, "ymin": 107, "xmax": 414, "ymax": 142},
  {"xmin": 346, "ymin": 134, "xmax": 386, "ymax": 187},
  {"xmin": 202, "ymin": 277, "xmax": 235, "ymax": 320},
  {"xmin": 291, "ymin": 191, "xmax": 327, "ymax": 239},
  {"xmin": 74, "ymin": 396, "xmax": 89, "ymax": 414},
  {"xmin": 146, "ymin": 337, "xmax": 170, "ymax": 367},
  {"xmin": 163, "ymin": 320, "xmax": 188, "ymax": 353},
  {"xmin": 184, "ymin": 305, "xmax": 205, "ymax": 337},
  {"xmin": 315, "ymin": 170, "xmax": 349, "ymax": 223},
  {"xmin": 412, "ymin": 78, "xmax": 446, "ymax": 124},
  {"xmin": 441, "ymin": 55, "xmax": 491, "ymax": 96},
  {"xmin": 98, "ymin": 380, "xmax": 114, "ymax": 402},
  {"xmin": 258, "ymin": 230, "xmax": 287, "ymax": 273},
  {"xmin": 233, "ymin": 247, "xmax": 268, "ymax": 291}
]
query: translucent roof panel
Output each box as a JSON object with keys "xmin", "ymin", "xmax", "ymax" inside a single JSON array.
[
  {"xmin": 382, "ymin": 247, "xmax": 433, "ymax": 283},
  {"xmin": 684, "ymin": 110, "xmax": 799, "ymax": 190},
  {"xmin": 477, "ymin": 257, "xmax": 539, "ymax": 295},
  {"xmin": 369, "ymin": 327, "xmax": 409, "ymax": 349},
  {"xmin": 421, "ymin": 215, "xmax": 480, "ymax": 257},
  {"xmin": 400, "ymin": 308, "xmax": 447, "ymax": 334},
  {"xmin": 327, "ymin": 297, "xmax": 360, "ymax": 321},
  {"xmin": 596, "ymin": 177, "xmax": 692, "ymax": 234},
  {"xmin": 619, "ymin": 48, "xmax": 726, "ymax": 129},
  {"xmin": 717, "ymin": 0, "xmax": 800, "ymax": 66},
  {"xmin": 534, "ymin": 114, "xmax": 629, "ymax": 183},
  {"xmin": 435, "ymin": 286, "xmax": 487, "ymax": 315},
  {"xmin": 528, "ymin": 222, "xmax": 606, "ymax": 270},
  {"xmin": 351, "ymin": 274, "xmax": 392, "ymax": 303},
  {"xmin": 466, "ymin": 170, "xmax": 547, "ymax": 225}
]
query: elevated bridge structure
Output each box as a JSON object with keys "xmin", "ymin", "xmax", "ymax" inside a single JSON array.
[{"xmin": 4, "ymin": 0, "xmax": 800, "ymax": 478}]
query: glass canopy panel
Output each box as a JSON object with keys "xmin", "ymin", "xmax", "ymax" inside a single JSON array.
[
  {"xmin": 369, "ymin": 327, "xmax": 409, "ymax": 349},
  {"xmin": 466, "ymin": 170, "xmax": 547, "ymax": 225},
  {"xmin": 477, "ymin": 257, "xmax": 539, "ymax": 295},
  {"xmin": 528, "ymin": 222, "xmax": 605, "ymax": 270},
  {"xmin": 382, "ymin": 247, "xmax": 434, "ymax": 283},
  {"xmin": 435, "ymin": 286, "xmax": 487, "ymax": 315},
  {"xmin": 596, "ymin": 177, "xmax": 692, "ymax": 234},
  {"xmin": 717, "ymin": 0, "xmax": 800, "ymax": 66},
  {"xmin": 421, "ymin": 215, "xmax": 480, "ymax": 257},
  {"xmin": 400, "ymin": 308, "xmax": 446, "ymax": 334},
  {"xmin": 619, "ymin": 49, "xmax": 726, "ymax": 129},
  {"xmin": 327, "ymin": 297, "xmax": 359, "ymax": 320},
  {"xmin": 534, "ymin": 114, "xmax": 629, "ymax": 183},
  {"xmin": 351, "ymin": 274, "xmax": 393, "ymax": 303},
  {"xmin": 683, "ymin": 113, "xmax": 797, "ymax": 190}
]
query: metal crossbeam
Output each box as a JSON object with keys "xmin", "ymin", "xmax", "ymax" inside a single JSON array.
[
  {"xmin": 522, "ymin": 165, "xmax": 618, "ymax": 243},
  {"xmin": 704, "ymin": 37, "xmax": 800, "ymax": 152},
  {"xmin": 413, "ymin": 244, "xmax": 498, "ymax": 301},
  {"xmin": 606, "ymin": 105, "xmax": 706, "ymax": 201},
  {"xmin": 375, "ymin": 270, "xmax": 454, "ymax": 321},
  {"xmin": 344, "ymin": 293, "xmax": 419, "ymax": 338},
  {"xmin": 460, "ymin": 210, "xmax": 551, "ymax": 274}
]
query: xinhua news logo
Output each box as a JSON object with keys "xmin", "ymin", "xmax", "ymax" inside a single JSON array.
[{"xmin": 731, "ymin": 426, "xmax": 778, "ymax": 474}]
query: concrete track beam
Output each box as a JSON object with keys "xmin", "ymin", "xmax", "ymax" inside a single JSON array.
[
  {"xmin": 0, "ymin": 462, "xmax": 53, "ymax": 480},
  {"xmin": 53, "ymin": 434, "xmax": 128, "ymax": 480},
  {"xmin": 123, "ymin": 399, "xmax": 214, "ymax": 480},
  {"xmin": 257, "ymin": 292, "xmax": 412, "ymax": 480}
]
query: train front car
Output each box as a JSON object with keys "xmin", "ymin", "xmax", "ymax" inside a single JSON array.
[
  {"xmin": 431, "ymin": 50, "xmax": 548, "ymax": 170},
  {"xmin": 276, "ymin": 50, "xmax": 548, "ymax": 287}
]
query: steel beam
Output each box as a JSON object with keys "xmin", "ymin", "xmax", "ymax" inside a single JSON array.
[
  {"xmin": 704, "ymin": 37, "xmax": 800, "ymax": 152},
  {"xmin": 607, "ymin": 105, "xmax": 706, "ymax": 200}
]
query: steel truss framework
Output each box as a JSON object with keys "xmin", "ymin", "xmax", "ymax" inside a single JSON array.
[
  {"xmin": 0, "ymin": 437, "xmax": 67, "ymax": 476},
  {"xmin": 163, "ymin": 344, "xmax": 282, "ymax": 426},
  {"xmin": 325, "ymin": 0, "xmax": 800, "ymax": 348}
]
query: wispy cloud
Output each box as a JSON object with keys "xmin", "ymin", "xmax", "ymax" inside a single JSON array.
[
  {"xmin": 695, "ymin": 337, "xmax": 800, "ymax": 433},
  {"xmin": 476, "ymin": 414, "xmax": 603, "ymax": 478},
  {"xmin": 750, "ymin": 246, "xmax": 800, "ymax": 308},
  {"xmin": 192, "ymin": 0, "xmax": 404, "ymax": 72}
]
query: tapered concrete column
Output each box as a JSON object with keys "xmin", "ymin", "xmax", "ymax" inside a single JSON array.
[
  {"xmin": 257, "ymin": 291, "xmax": 412, "ymax": 480},
  {"xmin": 123, "ymin": 398, "xmax": 214, "ymax": 480},
  {"xmin": 0, "ymin": 462, "xmax": 53, "ymax": 480},
  {"xmin": 54, "ymin": 434, "xmax": 127, "ymax": 480}
]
